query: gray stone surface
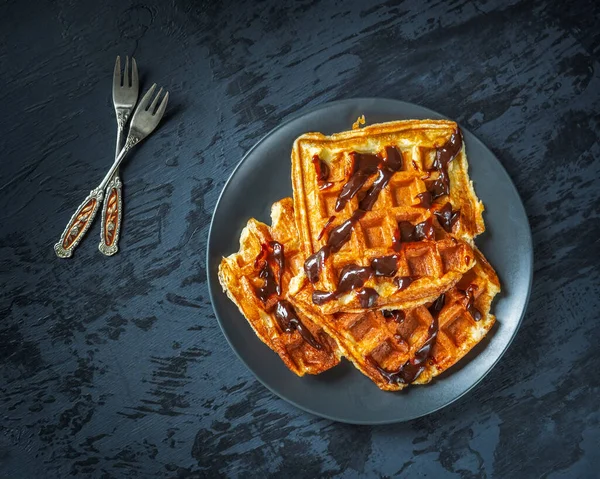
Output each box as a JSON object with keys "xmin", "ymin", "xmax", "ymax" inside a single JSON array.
[{"xmin": 1, "ymin": 0, "xmax": 598, "ymax": 477}]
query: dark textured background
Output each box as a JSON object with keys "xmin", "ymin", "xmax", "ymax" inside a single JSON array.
[{"xmin": 1, "ymin": 0, "xmax": 599, "ymax": 477}]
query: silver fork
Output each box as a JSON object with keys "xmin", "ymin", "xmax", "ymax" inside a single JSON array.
[
  {"xmin": 54, "ymin": 84, "xmax": 169, "ymax": 258},
  {"xmin": 98, "ymin": 55, "xmax": 139, "ymax": 256}
]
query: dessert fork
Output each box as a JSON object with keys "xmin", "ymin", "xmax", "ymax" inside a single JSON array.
[
  {"xmin": 54, "ymin": 84, "xmax": 169, "ymax": 258},
  {"xmin": 98, "ymin": 55, "xmax": 139, "ymax": 256}
]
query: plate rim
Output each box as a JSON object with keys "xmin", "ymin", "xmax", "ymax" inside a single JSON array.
[{"xmin": 206, "ymin": 97, "xmax": 533, "ymax": 425}]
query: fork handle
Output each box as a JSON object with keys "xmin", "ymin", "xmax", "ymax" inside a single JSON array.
[
  {"xmin": 98, "ymin": 175, "xmax": 123, "ymax": 256},
  {"xmin": 99, "ymin": 125, "xmax": 126, "ymax": 256},
  {"xmin": 54, "ymin": 188, "xmax": 104, "ymax": 258}
]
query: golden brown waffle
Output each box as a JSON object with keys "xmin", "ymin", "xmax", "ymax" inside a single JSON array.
[
  {"xmin": 292, "ymin": 248, "xmax": 499, "ymax": 391},
  {"xmin": 291, "ymin": 120, "xmax": 483, "ymax": 313},
  {"xmin": 218, "ymin": 199, "xmax": 341, "ymax": 376}
]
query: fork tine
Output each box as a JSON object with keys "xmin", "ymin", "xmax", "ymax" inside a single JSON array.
[
  {"xmin": 123, "ymin": 56, "xmax": 129, "ymax": 87},
  {"xmin": 113, "ymin": 56, "xmax": 121, "ymax": 89},
  {"xmin": 131, "ymin": 57, "xmax": 139, "ymax": 91},
  {"xmin": 137, "ymin": 83, "xmax": 157, "ymax": 111},
  {"xmin": 148, "ymin": 87, "xmax": 163, "ymax": 113},
  {"xmin": 155, "ymin": 91, "xmax": 169, "ymax": 119}
]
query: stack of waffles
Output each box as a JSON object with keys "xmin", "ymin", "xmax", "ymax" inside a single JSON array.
[{"xmin": 219, "ymin": 120, "xmax": 500, "ymax": 391}]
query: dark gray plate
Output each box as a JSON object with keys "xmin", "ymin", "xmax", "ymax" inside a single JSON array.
[{"xmin": 206, "ymin": 99, "xmax": 532, "ymax": 425}]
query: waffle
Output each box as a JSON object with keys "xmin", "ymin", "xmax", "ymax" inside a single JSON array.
[
  {"xmin": 218, "ymin": 198, "xmax": 341, "ymax": 376},
  {"xmin": 218, "ymin": 117, "xmax": 500, "ymax": 390},
  {"xmin": 291, "ymin": 120, "xmax": 484, "ymax": 313},
  {"xmin": 292, "ymin": 248, "xmax": 499, "ymax": 391}
]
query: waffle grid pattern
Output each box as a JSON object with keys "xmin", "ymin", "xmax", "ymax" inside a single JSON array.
[{"xmin": 414, "ymin": 250, "xmax": 500, "ymax": 384}]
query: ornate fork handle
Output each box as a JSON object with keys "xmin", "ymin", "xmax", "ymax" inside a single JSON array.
[
  {"xmin": 54, "ymin": 188, "xmax": 104, "ymax": 258},
  {"xmin": 98, "ymin": 176, "xmax": 122, "ymax": 256}
]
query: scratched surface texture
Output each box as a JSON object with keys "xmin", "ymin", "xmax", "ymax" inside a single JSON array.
[{"xmin": 1, "ymin": 0, "xmax": 599, "ymax": 477}]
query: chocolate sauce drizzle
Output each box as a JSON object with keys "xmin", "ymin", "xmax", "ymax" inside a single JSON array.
[
  {"xmin": 357, "ymin": 288, "xmax": 379, "ymax": 308},
  {"xmin": 416, "ymin": 191, "xmax": 433, "ymax": 208},
  {"xmin": 412, "ymin": 129, "xmax": 463, "ymax": 228},
  {"xmin": 462, "ymin": 283, "xmax": 482, "ymax": 321},
  {"xmin": 254, "ymin": 241, "xmax": 321, "ymax": 349},
  {"xmin": 394, "ymin": 276, "xmax": 414, "ymax": 291},
  {"xmin": 370, "ymin": 294, "xmax": 445, "ymax": 385},
  {"xmin": 356, "ymin": 146, "xmax": 403, "ymax": 212},
  {"xmin": 312, "ymin": 154, "xmax": 333, "ymax": 190},
  {"xmin": 311, "ymin": 253, "xmax": 408, "ymax": 307},
  {"xmin": 304, "ymin": 146, "xmax": 404, "ymax": 285},
  {"xmin": 317, "ymin": 215, "xmax": 336, "ymax": 241},
  {"xmin": 371, "ymin": 255, "xmax": 399, "ymax": 277},
  {"xmin": 399, "ymin": 219, "xmax": 434, "ymax": 244},
  {"xmin": 274, "ymin": 300, "xmax": 322, "ymax": 350},
  {"xmin": 392, "ymin": 218, "xmax": 434, "ymax": 251},
  {"xmin": 254, "ymin": 241, "xmax": 284, "ymax": 302},
  {"xmin": 426, "ymin": 129, "xmax": 463, "ymax": 200},
  {"xmin": 434, "ymin": 202, "xmax": 460, "ymax": 233},
  {"xmin": 383, "ymin": 309, "xmax": 405, "ymax": 323},
  {"xmin": 335, "ymin": 153, "xmax": 380, "ymax": 212},
  {"xmin": 312, "ymin": 252, "xmax": 405, "ymax": 306},
  {"xmin": 312, "ymin": 154, "xmax": 329, "ymax": 181},
  {"xmin": 312, "ymin": 264, "xmax": 373, "ymax": 305}
]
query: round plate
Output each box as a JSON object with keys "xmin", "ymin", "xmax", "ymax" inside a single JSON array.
[{"xmin": 207, "ymin": 99, "xmax": 532, "ymax": 424}]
